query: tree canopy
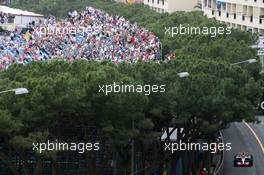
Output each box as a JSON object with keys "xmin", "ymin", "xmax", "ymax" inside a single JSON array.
[
  {"xmin": 0, "ymin": 58, "xmax": 261, "ymax": 144},
  {"xmin": 0, "ymin": 58, "xmax": 261, "ymax": 173}
]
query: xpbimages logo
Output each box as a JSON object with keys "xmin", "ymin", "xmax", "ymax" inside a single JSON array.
[
  {"xmin": 165, "ymin": 24, "xmax": 232, "ymax": 38},
  {"xmin": 163, "ymin": 141, "xmax": 232, "ymax": 154},
  {"xmin": 161, "ymin": 127, "xmax": 232, "ymax": 154},
  {"xmin": 32, "ymin": 140, "xmax": 100, "ymax": 154},
  {"xmin": 98, "ymin": 82, "xmax": 166, "ymax": 95}
]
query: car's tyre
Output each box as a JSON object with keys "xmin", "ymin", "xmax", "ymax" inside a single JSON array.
[
  {"xmin": 233, "ymin": 161, "xmax": 237, "ymax": 167},
  {"xmin": 250, "ymin": 156, "xmax": 253, "ymax": 166}
]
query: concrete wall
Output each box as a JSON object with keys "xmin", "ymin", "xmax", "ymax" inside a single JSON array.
[
  {"xmin": 115, "ymin": 0, "xmax": 143, "ymax": 3},
  {"xmin": 144, "ymin": 0, "xmax": 198, "ymax": 13},
  {"xmin": 168, "ymin": 0, "xmax": 197, "ymax": 13}
]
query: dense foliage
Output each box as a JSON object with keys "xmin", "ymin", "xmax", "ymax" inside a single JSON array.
[{"xmin": 0, "ymin": 59, "xmax": 261, "ymax": 173}]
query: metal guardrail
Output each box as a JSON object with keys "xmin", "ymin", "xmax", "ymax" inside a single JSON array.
[{"xmin": 213, "ymin": 131, "xmax": 224, "ymax": 175}]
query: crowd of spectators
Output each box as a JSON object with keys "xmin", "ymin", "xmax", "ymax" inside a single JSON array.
[
  {"xmin": 0, "ymin": 7, "xmax": 161, "ymax": 70},
  {"xmin": 0, "ymin": 12, "xmax": 14, "ymax": 24}
]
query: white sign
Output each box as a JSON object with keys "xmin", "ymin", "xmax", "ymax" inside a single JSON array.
[{"xmin": 161, "ymin": 127, "xmax": 184, "ymax": 141}]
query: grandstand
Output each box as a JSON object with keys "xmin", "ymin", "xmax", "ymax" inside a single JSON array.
[{"xmin": 0, "ymin": 6, "xmax": 161, "ymax": 70}]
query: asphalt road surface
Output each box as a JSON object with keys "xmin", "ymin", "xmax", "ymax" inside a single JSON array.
[{"xmin": 222, "ymin": 119, "xmax": 264, "ymax": 175}]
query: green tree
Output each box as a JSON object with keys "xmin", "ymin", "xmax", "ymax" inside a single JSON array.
[{"xmin": 0, "ymin": 60, "xmax": 261, "ymax": 174}]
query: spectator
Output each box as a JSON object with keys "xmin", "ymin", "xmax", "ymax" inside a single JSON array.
[{"xmin": 0, "ymin": 12, "xmax": 14, "ymax": 24}]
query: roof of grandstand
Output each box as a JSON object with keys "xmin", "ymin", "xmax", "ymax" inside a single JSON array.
[{"xmin": 0, "ymin": 5, "xmax": 43, "ymax": 17}]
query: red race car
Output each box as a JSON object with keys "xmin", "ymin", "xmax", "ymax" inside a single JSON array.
[{"xmin": 234, "ymin": 152, "xmax": 253, "ymax": 167}]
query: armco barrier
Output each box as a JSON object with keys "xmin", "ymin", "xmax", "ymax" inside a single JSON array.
[{"xmin": 213, "ymin": 131, "xmax": 224, "ymax": 175}]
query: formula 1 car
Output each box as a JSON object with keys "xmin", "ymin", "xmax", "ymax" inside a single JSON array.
[{"xmin": 233, "ymin": 152, "xmax": 253, "ymax": 167}]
